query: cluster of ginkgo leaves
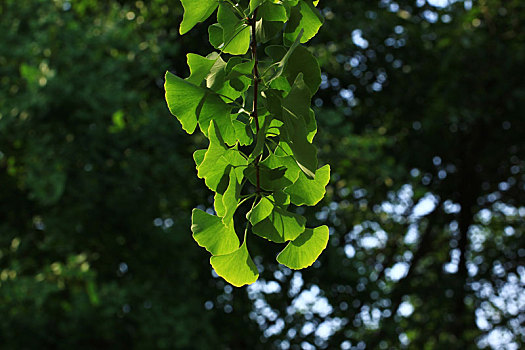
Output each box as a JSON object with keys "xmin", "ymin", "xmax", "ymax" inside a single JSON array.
[{"xmin": 165, "ymin": 0, "xmax": 329, "ymax": 287}]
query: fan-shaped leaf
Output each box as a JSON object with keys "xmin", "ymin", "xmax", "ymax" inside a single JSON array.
[
  {"xmin": 252, "ymin": 206, "xmax": 306, "ymax": 243},
  {"xmin": 247, "ymin": 196, "xmax": 274, "ymax": 225},
  {"xmin": 276, "ymin": 225, "xmax": 329, "ymax": 269},
  {"xmin": 210, "ymin": 241, "xmax": 259, "ymax": 287},
  {"xmin": 283, "ymin": 1, "xmax": 324, "ymax": 45},
  {"xmin": 285, "ymin": 164, "xmax": 330, "ymax": 206},
  {"xmin": 180, "ymin": 0, "xmax": 218, "ymax": 35},
  {"xmin": 191, "ymin": 209, "xmax": 240, "ymax": 256}
]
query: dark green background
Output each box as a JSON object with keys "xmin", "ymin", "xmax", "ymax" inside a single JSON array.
[{"xmin": 1, "ymin": 0, "xmax": 523, "ymax": 349}]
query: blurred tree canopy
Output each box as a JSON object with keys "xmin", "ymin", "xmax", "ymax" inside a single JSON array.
[{"xmin": 0, "ymin": 0, "xmax": 523, "ymax": 349}]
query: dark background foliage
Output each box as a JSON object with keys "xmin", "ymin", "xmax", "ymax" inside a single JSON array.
[{"xmin": 1, "ymin": 0, "xmax": 523, "ymax": 349}]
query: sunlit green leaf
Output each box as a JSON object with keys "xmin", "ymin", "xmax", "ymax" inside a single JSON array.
[
  {"xmin": 256, "ymin": 19, "xmax": 283, "ymax": 43},
  {"xmin": 265, "ymin": 30, "xmax": 303, "ymax": 87},
  {"xmin": 180, "ymin": 0, "xmax": 218, "ymax": 35},
  {"xmin": 247, "ymin": 196, "xmax": 274, "ymax": 225},
  {"xmin": 191, "ymin": 209, "xmax": 240, "ymax": 255},
  {"xmin": 210, "ymin": 241, "xmax": 259, "ymax": 287},
  {"xmin": 208, "ymin": 23, "xmax": 224, "ymax": 49},
  {"xmin": 165, "ymin": 72, "xmax": 237, "ymax": 144},
  {"xmin": 281, "ymin": 74, "xmax": 318, "ymax": 177},
  {"xmin": 259, "ymin": 153, "xmax": 301, "ymax": 190},
  {"xmin": 276, "ymin": 225, "xmax": 329, "ymax": 269},
  {"xmin": 218, "ymin": 4, "xmax": 251, "ymax": 55},
  {"xmin": 186, "ymin": 53, "xmax": 217, "ymax": 85},
  {"xmin": 198, "ymin": 122, "xmax": 247, "ymax": 191},
  {"xmin": 222, "ymin": 170, "xmax": 242, "ymax": 225},
  {"xmin": 233, "ymin": 118, "xmax": 254, "ymax": 146},
  {"xmin": 193, "ymin": 149, "xmax": 207, "ymax": 168},
  {"xmin": 252, "ymin": 204, "xmax": 306, "ymax": 243},
  {"xmin": 164, "ymin": 71, "xmax": 201, "ymax": 133},
  {"xmin": 250, "ymin": 0, "xmax": 266, "ymax": 14},
  {"xmin": 285, "ymin": 164, "xmax": 330, "ymax": 206},
  {"xmin": 284, "ymin": 1, "xmax": 324, "ymax": 45},
  {"xmin": 214, "ymin": 191, "xmax": 226, "ymax": 217},
  {"xmin": 259, "ymin": 2, "xmax": 288, "ymax": 22},
  {"xmin": 202, "ymin": 56, "xmax": 252, "ymax": 104},
  {"xmin": 264, "ymin": 44, "xmax": 320, "ymax": 94}
]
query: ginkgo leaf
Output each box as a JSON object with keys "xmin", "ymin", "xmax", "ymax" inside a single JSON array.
[
  {"xmin": 204, "ymin": 56, "xmax": 253, "ymax": 102},
  {"xmin": 284, "ymin": 46, "xmax": 321, "ymax": 95},
  {"xmin": 232, "ymin": 119, "xmax": 254, "ymax": 146},
  {"xmin": 186, "ymin": 53, "xmax": 217, "ymax": 85},
  {"xmin": 227, "ymin": 59, "xmax": 255, "ymax": 80},
  {"xmin": 252, "ymin": 206, "xmax": 306, "ymax": 243},
  {"xmin": 208, "ymin": 23, "xmax": 224, "ymax": 49},
  {"xmin": 276, "ymin": 225, "xmax": 329, "ymax": 269},
  {"xmin": 222, "ymin": 170, "xmax": 242, "ymax": 225},
  {"xmin": 180, "ymin": 0, "xmax": 218, "ymax": 35},
  {"xmin": 198, "ymin": 122, "xmax": 247, "ymax": 191},
  {"xmin": 246, "ymin": 196, "xmax": 273, "ymax": 225},
  {"xmin": 233, "ymin": 118, "xmax": 254, "ymax": 146},
  {"xmin": 164, "ymin": 71, "xmax": 201, "ymax": 134},
  {"xmin": 263, "ymin": 42, "xmax": 320, "ymax": 95},
  {"xmin": 265, "ymin": 30, "xmax": 303, "ymax": 87},
  {"xmin": 259, "ymin": 153, "xmax": 301, "ymax": 190},
  {"xmin": 281, "ymin": 74, "xmax": 318, "ymax": 178},
  {"xmin": 210, "ymin": 241, "xmax": 259, "ymax": 287},
  {"xmin": 249, "ymin": 0, "xmax": 266, "ymax": 14},
  {"xmin": 206, "ymin": 56, "xmax": 242, "ymax": 101},
  {"xmin": 218, "ymin": 4, "xmax": 251, "ymax": 55},
  {"xmin": 285, "ymin": 164, "xmax": 330, "ymax": 206},
  {"xmin": 287, "ymin": 136, "xmax": 317, "ymax": 179},
  {"xmin": 244, "ymin": 164, "xmax": 288, "ymax": 191},
  {"xmin": 191, "ymin": 209, "xmax": 240, "ymax": 256},
  {"xmin": 283, "ymin": 1, "xmax": 324, "ymax": 45},
  {"xmin": 206, "ymin": 55, "xmax": 229, "ymax": 91},
  {"xmin": 197, "ymin": 95, "xmax": 237, "ymax": 146},
  {"xmin": 193, "ymin": 149, "xmax": 207, "ymax": 168},
  {"xmin": 165, "ymin": 72, "xmax": 237, "ymax": 145},
  {"xmin": 256, "ymin": 19, "xmax": 283, "ymax": 43},
  {"xmin": 214, "ymin": 191, "xmax": 226, "ymax": 217},
  {"xmin": 283, "ymin": 75, "xmax": 311, "ymax": 120},
  {"xmin": 258, "ymin": 1, "xmax": 288, "ymax": 22}
]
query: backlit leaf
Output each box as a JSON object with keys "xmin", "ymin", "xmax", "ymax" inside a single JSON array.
[
  {"xmin": 276, "ymin": 225, "xmax": 329, "ymax": 269},
  {"xmin": 210, "ymin": 241, "xmax": 259, "ymax": 287},
  {"xmin": 191, "ymin": 209, "xmax": 240, "ymax": 256},
  {"xmin": 198, "ymin": 122, "xmax": 247, "ymax": 191},
  {"xmin": 247, "ymin": 196, "xmax": 274, "ymax": 225},
  {"xmin": 193, "ymin": 149, "xmax": 207, "ymax": 168},
  {"xmin": 284, "ymin": 1, "xmax": 324, "ymax": 45},
  {"xmin": 186, "ymin": 53, "xmax": 217, "ymax": 85},
  {"xmin": 218, "ymin": 4, "xmax": 251, "ymax": 55},
  {"xmin": 285, "ymin": 164, "xmax": 330, "ymax": 206},
  {"xmin": 180, "ymin": 0, "xmax": 218, "ymax": 35},
  {"xmin": 249, "ymin": 0, "xmax": 266, "ymax": 14},
  {"xmin": 281, "ymin": 74, "xmax": 318, "ymax": 177},
  {"xmin": 222, "ymin": 170, "xmax": 242, "ymax": 225},
  {"xmin": 259, "ymin": 2, "xmax": 288, "ymax": 22},
  {"xmin": 165, "ymin": 72, "xmax": 237, "ymax": 145},
  {"xmin": 252, "ymin": 205, "xmax": 306, "ymax": 243}
]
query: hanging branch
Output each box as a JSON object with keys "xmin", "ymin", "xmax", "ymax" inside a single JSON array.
[
  {"xmin": 250, "ymin": 9, "xmax": 261, "ymax": 193},
  {"xmin": 164, "ymin": 0, "xmax": 329, "ymax": 287}
]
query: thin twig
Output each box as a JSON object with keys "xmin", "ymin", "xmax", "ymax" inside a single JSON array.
[{"xmin": 250, "ymin": 9, "xmax": 261, "ymax": 193}]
